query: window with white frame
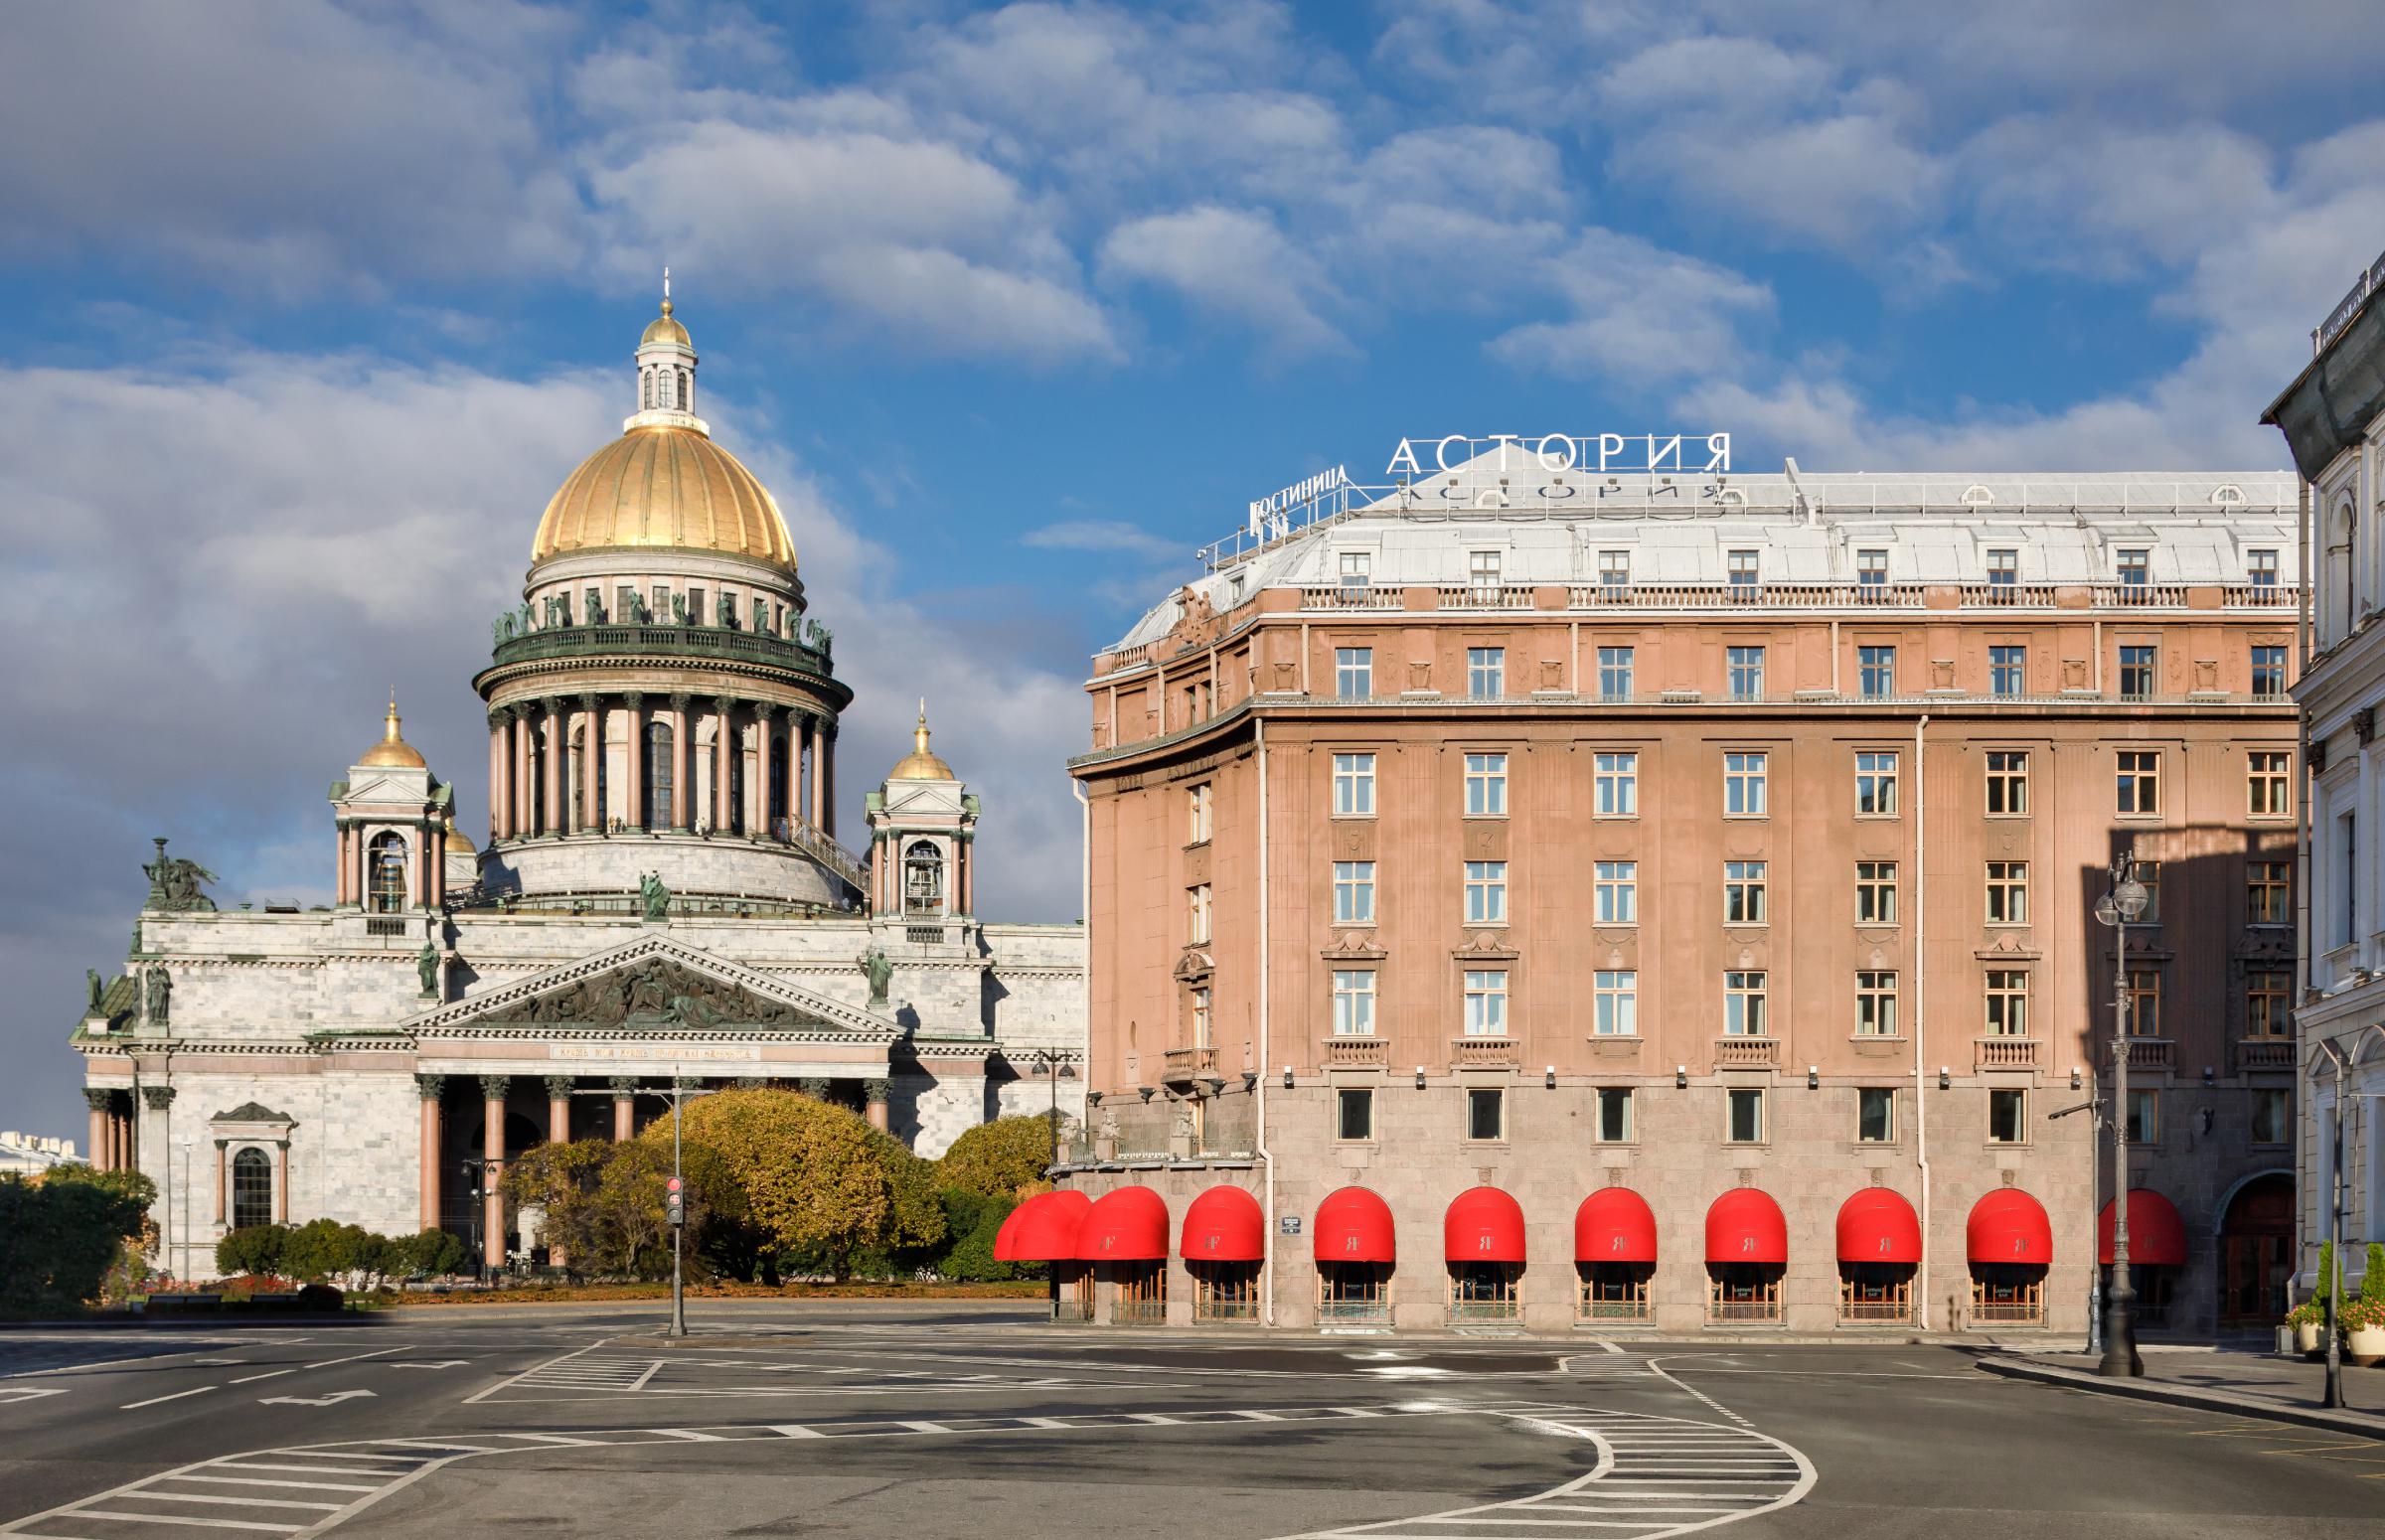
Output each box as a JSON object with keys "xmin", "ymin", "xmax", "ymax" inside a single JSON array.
[
  {"xmin": 1464, "ymin": 860, "xmax": 1508, "ymax": 925},
  {"xmin": 1858, "ymin": 645, "xmax": 1896, "ymax": 697},
  {"xmin": 1990, "ymin": 645, "xmax": 2026, "ymax": 696},
  {"xmin": 1596, "ymin": 751, "xmax": 1639, "ymax": 817},
  {"xmin": 1727, "ymin": 549, "xmax": 1760, "ymax": 592},
  {"xmin": 1727, "ymin": 1087, "xmax": 1766, "ymax": 1142},
  {"xmin": 1333, "ymin": 860, "xmax": 1375, "ymax": 925},
  {"xmin": 1987, "ymin": 750, "xmax": 2028, "ymax": 815},
  {"xmin": 1727, "ymin": 645, "xmax": 1765, "ymax": 700},
  {"xmin": 1465, "ymin": 752, "xmax": 1508, "ymax": 816},
  {"xmin": 1987, "ymin": 548, "xmax": 2018, "ymax": 588},
  {"xmin": 1594, "ymin": 971, "xmax": 1638, "ymax": 1035},
  {"xmin": 1336, "ymin": 647, "xmax": 1373, "ymax": 699},
  {"xmin": 1332, "ymin": 970, "xmax": 1376, "ymax": 1035},
  {"xmin": 1855, "ymin": 750, "xmax": 1898, "ymax": 815},
  {"xmin": 1723, "ymin": 860, "xmax": 1768, "ymax": 924},
  {"xmin": 1724, "ymin": 971, "xmax": 1768, "ymax": 1036},
  {"xmin": 1339, "ymin": 549, "xmax": 1370, "ymax": 595},
  {"xmin": 1856, "ymin": 859, "xmax": 1898, "ymax": 924},
  {"xmin": 1598, "ymin": 550, "xmax": 1631, "ymax": 594},
  {"xmin": 1191, "ymin": 987, "xmax": 1211, "ymax": 1046},
  {"xmin": 1986, "ymin": 860, "xmax": 2028, "ymax": 925},
  {"xmin": 1468, "ymin": 550, "xmax": 1502, "ymax": 602},
  {"xmin": 1188, "ymin": 782, "xmax": 1211, "ymax": 845},
  {"xmin": 1598, "ymin": 646, "xmax": 1634, "ymax": 700},
  {"xmin": 1597, "ymin": 1086, "xmax": 1634, "ymax": 1141},
  {"xmin": 1594, "ymin": 860, "xmax": 1637, "ymax": 924},
  {"xmin": 1467, "ymin": 648, "xmax": 1506, "ymax": 698},
  {"xmin": 1333, "ymin": 752, "xmax": 1375, "ymax": 816},
  {"xmin": 1724, "ymin": 751, "xmax": 1768, "ymax": 816},
  {"xmin": 1187, "ymin": 884, "xmax": 1211, "ymax": 945},
  {"xmin": 1855, "ymin": 971, "xmax": 1898, "ymax": 1036},
  {"xmin": 1463, "ymin": 971, "xmax": 1509, "ymax": 1035},
  {"xmin": 2248, "ymin": 548, "xmax": 2279, "ymax": 586},
  {"xmin": 2247, "ymin": 751, "xmax": 2292, "ymax": 818},
  {"xmin": 1856, "ymin": 548, "xmax": 1888, "ymax": 589}
]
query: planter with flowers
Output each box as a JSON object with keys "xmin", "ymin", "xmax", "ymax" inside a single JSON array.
[
  {"xmin": 2346, "ymin": 1297, "xmax": 2385, "ymax": 1368},
  {"xmin": 2288, "ymin": 1301, "xmax": 2325, "ymax": 1355}
]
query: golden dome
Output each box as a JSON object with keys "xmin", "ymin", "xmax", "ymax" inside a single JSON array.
[
  {"xmin": 642, "ymin": 298, "xmax": 691, "ymax": 348},
  {"xmin": 441, "ymin": 808, "xmax": 474, "ymax": 853},
  {"xmin": 531, "ymin": 424, "xmax": 797, "ymax": 567},
  {"xmin": 887, "ymin": 702, "xmax": 955, "ymax": 781},
  {"xmin": 358, "ymin": 694, "xmax": 427, "ymax": 769}
]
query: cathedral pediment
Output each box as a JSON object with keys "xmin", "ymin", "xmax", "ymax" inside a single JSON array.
[{"xmin": 408, "ymin": 933, "xmax": 893, "ymax": 1038}]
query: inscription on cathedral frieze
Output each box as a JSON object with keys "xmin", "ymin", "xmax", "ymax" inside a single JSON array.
[{"xmin": 478, "ymin": 958, "xmax": 818, "ymax": 1031}]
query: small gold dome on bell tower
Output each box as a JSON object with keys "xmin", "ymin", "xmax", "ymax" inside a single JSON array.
[
  {"xmin": 356, "ymin": 693, "xmax": 428, "ymax": 769},
  {"xmin": 886, "ymin": 700, "xmax": 956, "ymax": 781}
]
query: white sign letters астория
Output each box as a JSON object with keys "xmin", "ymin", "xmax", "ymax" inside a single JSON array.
[{"xmin": 1386, "ymin": 433, "xmax": 1732, "ymax": 477}]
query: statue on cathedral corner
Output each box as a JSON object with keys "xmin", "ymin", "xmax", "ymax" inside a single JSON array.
[
  {"xmin": 142, "ymin": 839, "xmax": 218, "ymax": 912},
  {"xmin": 415, "ymin": 941, "xmax": 441, "ymax": 999},
  {"xmin": 860, "ymin": 946, "xmax": 893, "ymax": 1008},
  {"xmin": 638, "ymin": 870, "xmax": 672, "ymax": 922},
  {"xmin": 85, "ymin": 969, "xmax": 103, "ymax": 1011}
]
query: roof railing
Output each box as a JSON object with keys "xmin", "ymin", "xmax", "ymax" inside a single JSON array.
[{"xmin": 2315, "ymin": 246, "xmax": 2385, "ymax": 355}]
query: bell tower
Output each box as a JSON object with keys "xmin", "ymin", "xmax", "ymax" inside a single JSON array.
[
  {"xmin": 865, "ymin": 703, "xmax": 978, "ymax": 933},
  {"xmin": 329, "ymin": 694, "xmax": 450, "ymax": 914}
]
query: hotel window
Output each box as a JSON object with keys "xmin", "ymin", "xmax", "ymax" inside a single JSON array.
[
  {"xmin": 1856, "ymin": 548, "xmax": 1888, "ymax": 591},
  {"xmin": 1335, "ymin": 647, "xmax": 1372, "ymax": 699},
  {"xmin": 1985, "ymin": 970, "xmax": 2029, "ymax": 1035},
  {"xmin": 1464, "ymin": 752, "xmax": 1508, "ymax": 816},
  {"xmin": 2251, "ymin": 1089, "xmax": 2291, "ymax": 1145},
  {"xmin": 2247, "ymin": 750, "xmax": 2292, "ymax": 817},
  {"xmin": 1724, "ymin": 751, "xmax": 1768, "ymax": 816},
  {"xmin": 1990, "ymin": 645, "xmax": 2026, "ymax": 697},
  {"xmin": 1467, "ymin": 647, "xmax": 1506, "ymax": 698},
  {"xmin": 1596, "ymin": 1086, "xmax": 1635, "ymax": 1141},
  {"xmin": 1339, "ymin": 549, "xmax": 1370, "ymax": 596},
  {"xmin": 1188, "ymin": 782, "xmax": 1211, "ymax": 845},
  {"xmin": 2119, "ymin": 644, "xmax": 2156, "ymax": 699},
  {"xmin": 1595, "ymin": 751, "xmax": 1639, "ymax": 817},
  {"xmin": 1727, "ymin": 549, "xmax": 1760, "ymax": 594},
  {"xmin": 1855, "ymin": 750, "xmax": 1899, "ymax": 815},
  {"xmin": 1464, "ymin": 861, "xmax": 1508, "ymax": 925},
  {"xmin": 2135, "ymin": 859, "xmax": 2162, "ymax": 922},
  {"xmin": 1191, "ymin": 988, "xmax": 1211, "ymax": 1047},
  {"xmin": 1598, "ymin": 646, "xmax": 1635, "ymax": 700},
  {"xmin": 2247, "ymin": 859, "xmax": 2291, "ymax": 925},
  {"xmin": 1332, "ymin": 970, "xmax": 1376, "ymax": 1035},
  {"xmin": 1988, "ymin": 1088, "xmax": 2026, "ymax": 1144},
  {"xmin": 1468, "ymin": 550, "xmax": 1502, "ymax": 602},
  {"xmin": 1856, "ymin": 972, "xmax": 1899, "ymax": 1036},
  {"xmin": 1594, "ymin": 861, "xmax": 1638, "ymax": 925},
  {"xmin": 2341, "ymin": 814, "xmax": 2359, "ymax": 948},
  {"xmin": 1463, "ymin": 970, "xmax": 1509, "ymax": 1036},
  {"xmin": 1727, "ymin": 1087, "xmax": 1766, "ymax": 1143},
  {"xmin": 1724, "ymin": 971, "xmax": 1768, "ymax": 1036},
  {"xmin": 1727, "ymin": 645, "xmax": 1766, "ymax": 700},
  {"xmin": 2126, "ymin": 969, "xmax": 2161, "ymax": 1036},
  {"xmin": 2246, "ymin": 969, "xmax": 2291, "ymax": 1039},
  {"xmin": 2117, "ymin": 547, "xmax": 2149, "ymax": 589},
  {"xmin": 1333, "ymin": 861, "xmax": 1375, "ymax": 925},
  {"xmin": 1467, "ymin": 1088, "xmax": 1505, "ymax": 1142},
  {"xmin": 1723, "ymin": 859, "xmax": 1769, "ymax": 925},
  {"xmin": 1857, "ymin": 1087, "xmax": 1896, "ymax": 1144},
  {"xmin": 1856, "ymin": 860, "xmax": 1898, "ymax": 924},
  {"xmin": 1858, "ymin": 645, "xmax": 1896, "ymax": 697},
  {"xmin": 2251, "ymin": 645, "xmax": 2287, "ymax": 698},
  {"xmin": 1985, "ymin": 860, "xmax": 2029, "ymax": 925},
  {"xmin": 1337, "ymin": 1087, "xmax": 1374, "ymax": 1141},
  {"xmin": 1598, "ymin": 550, "xmax": 1632, "ymax": 596},
  {"xmin": 1594, "ymin": 971, "xmax": 1638, "ymax": 1036},
  {"xmin": 1332, "ymin": 752, "xmax": 1375, "ymax": 817},
  {"xmin": 1188, "ymin": 884, "xmax": 1211, "ymax": 945},
  {"xmin": 2125, "ymin": 1089, "xmax": 2158, "ymax": 1145},
  {"xmin": 2248, "ymin": 548, "xmax": 2279, "ymax": 587},
  {"xmin": 2117, "ymin": 750, "xmax": 2159, "ymax": 815},
  {"xmin": 1987, "ymin": 548, "xmax": 2018, "ymax": 590},
  {"xmin": 1986, "ymin": 750, "xmax": 2028, "ymax": 815}
]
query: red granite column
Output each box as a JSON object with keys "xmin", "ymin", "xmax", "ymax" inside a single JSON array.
[
  {"xmin": 480, "ymin": 1076, "xmax": 508, "ymax": 1268},
  {"xmin": 511, "ymin": 710, "xmax": 533, "ymax": 837},
  {"xmin": 416, "ymin": 1075, "xmax": 443, "ymax": 1232},
  {"xmin": 756, "ymin": 704, "xmax": 776, "ymax": 839},
  {"xmin": 610, "ymin": 1077, "xmax": 636, "ymax": 1141},
  {"xmin": 670, "ymin": 693, "xmax": 692, "ymax": 831},
  {"xmin": 541, "ymin": 699, "xmax": 562, "ymax": 836},
  {"xmin": 822, "ymin": 724, "xmax": 836, "ymax": 838},
  {"xmin": 864, "ymin": 1077, "xmax": 890, "ymax": 1132},
  {"xmin": 85, "ymin": 1089, "xmax": 108, "ymax": 1171},
  {"xmin": 488, "ymin": 712, "xmax": 509, "ymax": 842},
  {"xmin": 543, "ymin": 1075, "xmax": 571, "ymax": 1269},
  {"xmin": 713, "ymin": 695, "xmax": 735, "ymax": 833},
  {"xmin": 624, "ymin": 693, "xmax": 646, "ymax": 830}
]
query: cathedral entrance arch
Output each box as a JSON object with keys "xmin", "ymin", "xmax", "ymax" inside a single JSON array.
[{"xmin": 2217, "ymin": 1170, "xmax": 2294, "ymax": 1327}]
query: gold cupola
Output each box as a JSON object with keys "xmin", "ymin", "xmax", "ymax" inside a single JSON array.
[
  {"xmin": 528, "ymin": 277, "xmax": 799, "ymax": 570},
  {"xmin": 886, "ymin": 701, "xmax": 956, "ymax": 781},
  {"xmin": 356, "ymin": 693, "xmax": 427, "ymax": 769}
]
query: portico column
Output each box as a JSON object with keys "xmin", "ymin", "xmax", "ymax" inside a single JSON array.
[
  {"xmin": 334, "ymin": 823, "xmax": 350, "ymax": 906},
  {"xmin": 511, "ymin": 708, "xmax": 533, "ymax": 840},
  {"xmin": 609, "ymin": 1077, "xmax": 637, "ymax": 1141},
  {"xmin": 804, "ymin": 716, "xmax": 822, "ymax": 830},
  {"xmin": 544, "ymin": 1076, "xmax": 572, "ymax": 1144},
  {"xmin": 864, "ymin": 1077, "xmax": 890, "ymax": 1133},
  {"xmin": 479, "ymin": 1075, "xmax": 509, "ymax": 1268},
  {"xmin": 541, "ymin": 698, "xmax": 563, "ymax": 836},
  {"xmin": 624, "ymin": 692, "xmax": 646, "ymax": 831},
  {"xmin": 487, "ymin": 711, "xmax": 509, "ymax": 842},
  {"xmin": 272, "ymin": 1141, "xmax": 288, "ymax": 1223},
  {"xmin": 84, "ymin": 1088, "xmax": 109, "ymax": 1172},
  {"xmin": 213, "ymin": 1140, "xmax": 227, "ymax": 1226},
  {"xmin": 670, "ymin": 693, "xmax": 692, "ymax": 831},
  {"xmin": 576, "ymin": 693, "xmax": 601, "ymax": 831},
  {"xmin": 755, "ymin": 703, "xmax": 777, "ymax": 839},
  {"xmin": 821, "ymin": 724, "xmax": 837, "ymax": 838},
  {"xmin": 714, "ymin": 695, "xmax": 736, "ymax": 833},
  {"xmin": 416, "ymin": 1075, "xmax": 444, "ymax": 1232}
]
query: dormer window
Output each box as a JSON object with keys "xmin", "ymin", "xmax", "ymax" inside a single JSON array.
[
  {"xmin": 2248, "ymin": 549, "xmax": 2278, "ymax": 586},
  {"xmin": 2117, "ymin": 549, "xmax": 2148, "ymax": 586}
]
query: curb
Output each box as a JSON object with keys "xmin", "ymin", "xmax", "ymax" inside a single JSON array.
[{"xmin": 1979, "ymin": 1356, "xmax": 2385, "ymax": 1440}]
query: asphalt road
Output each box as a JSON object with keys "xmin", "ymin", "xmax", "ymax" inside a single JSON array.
[{"xmin": 0, "ymin": 1305, "xmax": 2377, "ymax": 1539}]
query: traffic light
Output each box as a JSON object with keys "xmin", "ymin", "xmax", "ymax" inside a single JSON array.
[{"xmin": 665, "ymin": 1174, "xmax": 685, "ymax": 1227}]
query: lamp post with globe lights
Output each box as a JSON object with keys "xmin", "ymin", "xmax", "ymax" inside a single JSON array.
[{"xmin": 2092, "ymin": 850, "xmax": 2150, "ymax": 1377}]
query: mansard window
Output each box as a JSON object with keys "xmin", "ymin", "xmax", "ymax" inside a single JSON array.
[
  {"xmin": 2248, "ymin": 549, "xmax": 2279, "ymax": 586},
  {"xmin": 644, "ymin": 721, "xmax": 675, "ymax": 830},
  {"xmin": 368, "ymin": 833, "xmax": 407, "ymax": 913},
  {"xmin": 904, "ymin": 842, "xmax": 945, "ymax": 913},
  {"xmin": 232, "ymin": 1147, "xmax": 272, "ymax": 1231}
]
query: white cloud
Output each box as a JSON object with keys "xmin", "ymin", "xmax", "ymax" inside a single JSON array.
[
  {"xmin": 1490, "ymin": 231, "xmax": 1773, "ymax": 382},
  {"xmin": 1098, "ymin": 206, "xmax": 1351, "ymax": 359},
  {"xmin": 1022, "ymin": 520, "xmax": 1185, "ymax": 560}
]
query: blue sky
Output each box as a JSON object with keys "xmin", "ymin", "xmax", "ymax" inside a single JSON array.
[{"xmin": 2, "ymin": 0, "xmax": 2382, "ymax": 1135}]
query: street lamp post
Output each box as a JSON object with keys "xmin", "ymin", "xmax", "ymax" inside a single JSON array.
[
  {"xmin": 2092, "ymin": 849, "xmax": 2149, "ymax": 1378},
  {"xmin": 176, "ymin": 1140, "xmax": 194, "ymax": 1285}
]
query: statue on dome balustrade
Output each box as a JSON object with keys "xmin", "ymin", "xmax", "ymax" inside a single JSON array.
[{"xmin": 142, "ymin": 838, "xmax": 217, "ymax": 912}]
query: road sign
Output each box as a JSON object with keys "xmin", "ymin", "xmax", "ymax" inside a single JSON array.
[{"xmin": 1280, "ymin": 1216, "xmax": 1302, "ymax": 1236}]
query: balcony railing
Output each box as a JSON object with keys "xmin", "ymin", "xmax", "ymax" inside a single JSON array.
[
  {"xmin": 1324, "ymin": 1036, "xmax": 1388, "ymax": 1069},
  {"xmin": 1299, "ymin": 583, "xmax": 1402, "ymax": 610},
  {"xmin": 1577, "ymin": 1296, "xmax": 1652, "ymax": 1322},
  {"xmin": 1448, "ymin": 1298, "xmax": 1521, "ymax": 1325},
  {"xmin": 1706, "ymin": 1296, "xmax": 1783, "ymax": 1324},
  {"xmin": 1294, "ymin": 579, "xmax": 2302, "ymax": 616},
  {"xmin": 1975, "ymin": 1037, "xmax": 2040, "ymax": 1070},
  {"xmin": 2236, "ymin": 1037, "xmax": 2296, "ymax": 1069},
  {"xmin": 1452, "ymin": 1035, "xmax": 1519, "ymax": 1068},
  {"xmin": 2121, "ymin": 1037, "xmax": 2175, "ymax": 1070},
  {"xmin": 1437, "ymin": 583, "xmax": 1537, "ymax": 611},
  {"xmin": 1317, "ymin": 1298, "xmax": 1390, "ymax": 1327},
  {"xmin": 1714, "ymin": 1036, "xmax": 1782, "ymax": 1068},
  {"xmin": 1163, "ymin": 1046, "xmax": 1219, "ymax": 1082},
  {"xmin": 490, "ymin": 622, "xmax": 834, "ymax": 679},
  {"xmin": 1111, "ymin": 1298, "xmax": 1168, "ymax": 1326}
]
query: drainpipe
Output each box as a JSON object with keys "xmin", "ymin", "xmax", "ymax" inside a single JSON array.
[
  {"xmin": 1913, "ymin": 712, "xmax": 1931, "ymax": 1330},
  {"xmin": 1256, "ymin": 717, "xmax": 1275, "ymax": 1325}
]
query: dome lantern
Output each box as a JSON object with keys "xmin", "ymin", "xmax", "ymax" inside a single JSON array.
[
  {"xmin": 356, "ymin": 692, "xmax": 427, "ymax": 770},
  {"xmin": 887, "ymin": 700, "xmax": 956, "ymax": 781},
  {"xmin": 630, "ymin": 266, "xmax": 701, "ymax": 432}
]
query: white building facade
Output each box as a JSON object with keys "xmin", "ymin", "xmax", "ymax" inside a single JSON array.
[{"xmin": 2268, "ymin": 246, "xmax": 2385, "ymax": 1294}]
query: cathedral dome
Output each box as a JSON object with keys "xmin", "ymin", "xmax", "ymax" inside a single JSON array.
[
  {"xmin": 357, "ymin": 695, "xmax": 427, "ymax": 769},
  {"xmin": 531, "ymin": 425, "xmax": 797, "ymax": 567},
  {"xmin": 887, "ymin": 704, "xmax": 956, "ymax": 781}
]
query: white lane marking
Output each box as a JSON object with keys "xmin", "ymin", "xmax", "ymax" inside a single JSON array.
[
  {"xmin": 257, "ymin": 1391, "xmax": 375, "ymax": 1408},
  {"xmin": 460, "ymin": 1342, "xmax": 604, "ymax": 1405},
  {"xmin": 121, "ymin": 1385, "xmax": 216, "ymax": 1410},
  {"xmin": 0, "ymin": 1387, "xmax": 69, "ymax": 1405},
  {"xmin": 231, "ymin": 1371, "xmax": 293, "ymax": 1385},
  {"xmin": 112, "ymin": 1491, "xmax": 346, "ymax": 1511},
  {"xmin": 299, "ymin": 1349, "xmax": 402, "ymax": 1371},
  {"xmin": 170, "ymin": 1477, "xmax": 384, "ymax": 1494},
  {"xmin": 74, "ymin": 1512, "xmax": 300, "ymax": 1533}
]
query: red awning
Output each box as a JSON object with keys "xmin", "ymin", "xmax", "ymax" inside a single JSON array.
[
  {"xmin": 1967, "ymin": 1189, "xmax": 2053, "ymax": 1265},
  {"xmin": 1181, "ymin": 1185, "xmax": 1265, "ymax": 1262},
  {"xmin": 1835, "ymin": 1187, "xmax": 1923, "ymax": 1265},
  {"xmin": 2099, "ymin": 1189, "xmax": 2187, "ymax": 1267},
  {"xmin": 1314, "ymin": 1186, "xmax": 1396, "ymax": 1264},
  {"xmin": 993, "ymin": 1189, "xmax": 1090, "ymax": 1262},
  {"xmin": 1444, "ymin": 1185, "xmax": 1527, "ymax": 1263},
  {"xmin": 1574, "ymin": 1187, "xmax": 1659, "ymax": 1264},
  {"xmin": 1705, "ymin": 1188, "xmax": 1788, "ymax": 1264},
  {"xmin": 1074, "ymin": 1185, "xmax": 1170, "ymax": 1262}
]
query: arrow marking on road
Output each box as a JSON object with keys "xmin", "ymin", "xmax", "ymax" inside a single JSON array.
[{"xmin": 259, "ymin": 1389, "xmax": 378, "ymax": 1407}]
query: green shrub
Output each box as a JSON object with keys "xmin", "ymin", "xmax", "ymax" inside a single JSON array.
[
  {"xmin": 216, "ymin": 1224, "xmax": 290, "ymax": 1280},
  {"xmin": 0, "ymin": 1164, "xmax": 155, "ymax": 1311},
  {"xmin": 2364, "ymin": 1242, "xmax": 2385, "ymax": 1305},
  {"xmin": 402, "ymin": 1228, "xmax": 469, "ymax": 1278},
  {"xmin": 937, "ymin": 1116, "xmax": 1058, "ymax": 1198}
]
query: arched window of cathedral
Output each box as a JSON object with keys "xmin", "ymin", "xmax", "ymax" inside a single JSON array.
[
  {"xmin": 642, "ymin": 371, "xmax": 654, "ymax": 410},
  {"xmin": 368, "ymin": 833, "xmax": 408, "ymax": 913},
  {"xmin": 644, "ymin": 721, "xmax": 674, "ymax": 830},
  {"xmin": 728, "ymin": 734, "xmax": 747, "ymax": 836},
  {"xmin": 231, "ymin": 1147, "xmax": 272, "ymax": 1231},
  {"xmin": 677, "ymin": 369, "xmax": 690, "ymax": 409},
  {"xmin": 904, "ymin": 841, "xmax": 945, "ymax": 914}
]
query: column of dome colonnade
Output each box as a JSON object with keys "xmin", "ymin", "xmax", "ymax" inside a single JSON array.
[{"xmin": 468, "ymin": 290, "xmax": 856, "ymax": 910}]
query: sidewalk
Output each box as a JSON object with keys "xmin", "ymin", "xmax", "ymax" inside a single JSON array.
[{"xmin": 1981, "ymin": 1347, "xmax": 2385, "ymax": 1439}]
